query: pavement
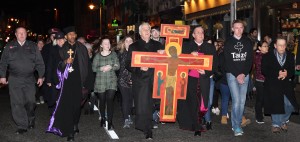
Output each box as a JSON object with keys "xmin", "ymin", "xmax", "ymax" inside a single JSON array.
[{"xmin": 0, "ymin": 85, "xmax": 300, "ymax": 142}]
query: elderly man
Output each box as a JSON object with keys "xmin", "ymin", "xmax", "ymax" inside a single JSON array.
[
  {"xmin": 0, "ymin": 27, "xmax": 45, "ymax": 134},
  {"xmin": 126, "ymin": 22, "xmax": 164, "ymax": 139}
]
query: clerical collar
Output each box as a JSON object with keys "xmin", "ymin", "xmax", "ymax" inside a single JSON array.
[
  {"xmin": 194, "ymin": 41, "xmax": 203, "ymax": 46},
  {"xmin": 18, "ymin": 40, "xmax": 26, "ymax": 46},
  {"xmin": 141, "ymin": 38, "xmax": 150, "ymax": 43},
  {"xmin": 233, "ymin": 35, "xmax": 242, "ymax": 40}
]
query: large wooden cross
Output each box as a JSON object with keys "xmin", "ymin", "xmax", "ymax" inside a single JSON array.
[{"xmin": 131, "ymin": 24, "xmax": 213, "ymax": 122}]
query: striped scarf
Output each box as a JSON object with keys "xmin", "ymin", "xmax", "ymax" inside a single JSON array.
[{"xmin": 274, "ymin": 49, "xmax": 286, "ymax": 67}]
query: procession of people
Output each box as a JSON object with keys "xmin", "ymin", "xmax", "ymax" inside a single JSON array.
[{"xmin": 0, "ymin": 20, "xmax": 299, "ymax": 141}]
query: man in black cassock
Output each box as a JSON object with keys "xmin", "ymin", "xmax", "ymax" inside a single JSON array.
[
  {"xmin": 126, "ymin": 22, "xmax": 163, "ymax": 140},
  {"xmin": 177, "ymin": 26, "xmax": 217, "ymax": 136},
  {"xmin": 46, "ymin": 26, "xmax": 94, "ymax": 141}
]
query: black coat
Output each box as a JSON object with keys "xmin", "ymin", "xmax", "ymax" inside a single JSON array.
[
  {"xmin": 126, "ymin": 39, "xmax": 163, "ymax": 132},
  {"xmin": 262, "ymin": 51, "xmax": 299, "ymax": 114},
  {"xmin": 177, "ymin": 41, "xmax": 217, "ymax": 131},
  {"xmin": 46, "ymin": 45, "xmax": 62, "ymax": 85}
]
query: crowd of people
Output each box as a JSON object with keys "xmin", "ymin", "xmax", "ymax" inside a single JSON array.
[{"xmin": 0, "ymin": 19, "xmax": 299, "ymax": 141}]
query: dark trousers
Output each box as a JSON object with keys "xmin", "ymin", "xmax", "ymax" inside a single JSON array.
[
  {"xmin": 255, "ymin": 81, "xmax": 265, "ymax": 121},
  {"xmin": 44, "ymin": 85, "xmax": 59, "ymax": 115},
  {"xmin": 96, "ymin": 90, "xmax": 115, "ymax": 122},
  {"xmin": 9, "ymin": 82, "xmax": 36, "ymax": 129},
  {"xmin": 119, "ymin": 86, "xmax": 133, "ymax": 119}
]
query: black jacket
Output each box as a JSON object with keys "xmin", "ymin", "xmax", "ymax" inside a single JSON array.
[
  {"xmin": 262, "ymin": 50, "xmax": 299, "ymax": 114},
  {"xmin": 224, "ymin": 36, "xmax": 253, "ymax": 77}
]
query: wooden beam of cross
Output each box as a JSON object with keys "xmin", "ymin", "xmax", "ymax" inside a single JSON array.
[
  {"xmin": 131, "ymin": 24, "xmax": 213, "ymax": 122},
  {"xmin": 67, "ymin": 49, "xmax": 74, "ymax": 59}
]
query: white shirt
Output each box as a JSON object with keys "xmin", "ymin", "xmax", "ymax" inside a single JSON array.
[
  {"xmin": 18, "ymin": 40, "xmax": 26, "ymax": 46},
  {"xmin": 194, "ymin": 40, "xmax": 203, "ymax": 46}
]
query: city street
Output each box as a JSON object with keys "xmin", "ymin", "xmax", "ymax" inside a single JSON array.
[{"xmin": 0, "ymin": 85, "xmax": 299, "ymax": 142}]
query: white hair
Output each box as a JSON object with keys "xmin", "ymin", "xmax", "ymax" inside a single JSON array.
[{"xmin": 139, "ymin": 22, "xmax": 151, "ymax": 35}]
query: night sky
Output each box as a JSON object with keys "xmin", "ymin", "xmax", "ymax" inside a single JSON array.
[{"xmin": 0, "ymin": 0, "xmax": 74, "ymax": 35}]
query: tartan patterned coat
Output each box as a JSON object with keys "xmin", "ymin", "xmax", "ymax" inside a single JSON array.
[{"xmin": 92, "ymin": 51, "xmax": 120, "ymax": 93}]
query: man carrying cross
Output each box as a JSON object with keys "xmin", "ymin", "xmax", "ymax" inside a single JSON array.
[
  {"xmin": 177, "ymin": 26, "xmax": 217, "ymax": 136},
  {"xmin": 126, "ymin": 22, "xmax": 164, "ymax": 140},
  {"xmin": 46, "ymin": 26, "xmax": 94, "ymax": 141}
]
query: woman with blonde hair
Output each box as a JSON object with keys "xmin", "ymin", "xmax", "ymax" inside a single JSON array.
[{"xmin": 117, "ymin": 36, "xmax": 134, "ymax": 128}]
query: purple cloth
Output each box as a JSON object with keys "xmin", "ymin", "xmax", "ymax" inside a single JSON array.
[
  {"xmin": 46, "ymin": 64, "xmax": 70, "ymax": 136},
  {"xmin": 188, "ymin": 52, "xmax": 203, "ymax": 78}
]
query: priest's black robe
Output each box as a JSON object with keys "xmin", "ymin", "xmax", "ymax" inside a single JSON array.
[
  {"xmin": 47, "ymin": 42, "xmax": 94, "ymax": 137},
  {"xmin": 126, "ymin": 39, "xmax": 163, "ymax": 133},
  {"xmin": 177, "ymin": 41, "xmax": 217, "ymax": 131}
]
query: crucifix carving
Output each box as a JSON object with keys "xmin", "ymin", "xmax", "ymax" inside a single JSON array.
[{"xmin": 131, "ymin": 24, "xmax": 213, "ymax": 122}]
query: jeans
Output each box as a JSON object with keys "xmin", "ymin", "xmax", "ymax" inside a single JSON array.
[
  {"xmin": 271, "ymin": 95, "xmax": 294, "ymax": 127},
  {"xmin": 220, "ymin": 83, "xmax": 231, "ymax": 116},
  {"xmin": 226, "ymin": 73, "xmax": 249, "ymax": 130},
  {"xmin": 204, "ymin": 78, "xmax": 214, "ymax": 122}
]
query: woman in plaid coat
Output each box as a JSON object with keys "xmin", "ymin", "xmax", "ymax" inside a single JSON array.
[{"xmin": 92, "ymin": 38, "xmax": 120, "ymax": 130}]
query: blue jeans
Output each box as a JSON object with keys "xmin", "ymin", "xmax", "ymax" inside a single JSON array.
[
  {"xmin": 226, "ymin": 73, "xmax": 249, "ymax": 130},
  {"xmin": 271, "ymin": 95, "xmax": 294, "ymax": 127},
  {"xmin": 220, "ymin": 83, "xmax": 231, "ymax": 116},
  {"xmin": 204, "ymin": 78, "xmax": 214, "ymax": 122}
]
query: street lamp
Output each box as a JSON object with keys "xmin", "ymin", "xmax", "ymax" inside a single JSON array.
[
  {"xmin": 54, "ymin": 8, "xmax": 58, "ymax": 26},
  {"xmin": 88, "ymin": 4, "xmax": 95, "ymax": 10},
  {"xmin": 88, "ymin": 2, "xmax": 102, "ymax": 37}
]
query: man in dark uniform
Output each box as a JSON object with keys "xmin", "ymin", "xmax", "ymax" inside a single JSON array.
[
  {"xmin": 47, "ymin": 26, "xmax": 94, "ymax": 141},
  {"xmin": 126, "ymin": 22, "xmax": 164, "ymax": 140},
  {"xmin": 42, "ymin": 28, "xmax": 60, "ymax": 114},
  {"xmin": 0, "ymin": 27, "xmax": 45, "ymax": 134}
]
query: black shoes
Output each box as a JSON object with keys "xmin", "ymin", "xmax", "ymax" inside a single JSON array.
[
  {"xmin": 194, "ymin": 131, "xmax": 201, "ymax": 136},
  {"xmin": 100, "ymin": 118, "xmax": 106, "ymax": 127},
  {"xmin": 15, "ymin": 129, "xmax": 27, "ymax": 135},
  {"xmin": 206, "ymin": 122, "xmax": 212, "ymax": 130},
  {"xmin": 67, "ymin": 134, "xmax": 75, "ymax": 141},
  {"xmin": 145, "ymin": 130, "xmax": 153, "ymax": 140},
  {"xmin": 74, "ymin": 129, "xmax": 79, "ymax": 134},
  {"xmin": 28, "ymin": 120, "xmax": 35, "ymax": 129},
  {"xmin": 28, "ymin": 125, "xmax": 34, "ymax": 129},
  {"xmin": 74, "ymin": 125, "xmax": 79, "ymax": 134},
  {"xmin": 108, "ymin": 122, "xmax": 113, "ymax": 130}
]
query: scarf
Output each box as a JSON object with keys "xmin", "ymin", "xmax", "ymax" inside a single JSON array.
[{"xmin": 274, "ymin": 49, "xmax": 286, "ymax": 67}]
